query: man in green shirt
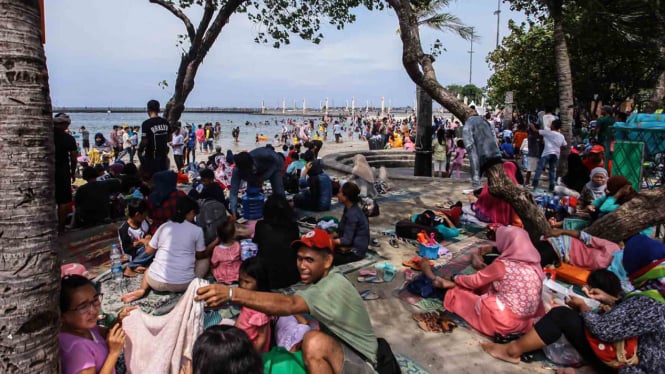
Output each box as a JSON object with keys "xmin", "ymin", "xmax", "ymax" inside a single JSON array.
[
  {"xmin": 595, "ymin": 105, "xmax": 615, "ymax": 162},
  {"xmin": 196, "ymin": 228, "xmax": 378, "ymax": 374}
]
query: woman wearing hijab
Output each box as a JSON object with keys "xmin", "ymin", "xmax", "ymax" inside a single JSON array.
[
  {"xmin": 482, "ymin": 234, "xmax": 665, "ymax": 374},
  {"xmin": 89, "ymin": 133, "xmax": 112, "ymax": 166},
  {"xmin": 423, "ymin": 226, "xmax": 545, "ymax": 337},
  {"xmin": 560, "ymin": 150, "xmax": 591, "ymax": 193},
  {"xmin": 470, "ymin": 162, "xmax": 521, "ymax": 226},
  {"xmin": 578, "ymin": 167, "xmax": 608, "ymax": 209},
  {"xmin": 147, "ymin": 170, "xmax": 186, "ymax": 234},
  {"xmin": 535, "ymin": 227, "xmax": 620, "ymax": 270}
]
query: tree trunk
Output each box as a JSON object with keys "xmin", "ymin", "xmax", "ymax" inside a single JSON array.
[
  {"xmin": 0, "ymin": 0, "xmax": 60, "ymax": 372},
  {"xmin": 485, "ymin": 163, "xmax": 552, "ymax": 243},
  {"xmin": 388, "ymin": 0, "xmax": 473, "ymax": 122},
  {"xmin": 414, "ymin": 86, "xmax": 432, "ymax": 176},
  {"xmin": 549, "ymin": 1, "xmax": 574, "ymax": 176},
  {"xmin": 164, "ymin": 55, "xmax": 200, "ymax": 129},
  {"xmin": 646, "ymin": 47, "xmax": 665, "ymax": 113},
  {"xmin": 584, "ymin": 188, "xmax": 665, "ymax": 243}
]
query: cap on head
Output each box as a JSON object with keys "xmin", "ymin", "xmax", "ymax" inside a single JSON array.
[
  {"xmin": 291, "ymin": 229, "xmax": 333, "ymax": 252},
  {"xmin": 590, "ymin": 145, "xmax": 605, "ymax": 154}
]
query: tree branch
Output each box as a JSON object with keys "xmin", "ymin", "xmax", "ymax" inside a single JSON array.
[
  {"xmin": 198, "ymin": 0, "xmax": 247, "ymax": 62},
  {"xmin": 584, "ymin": 188, "xmax": 665, "ymax": 243},
  {"xmin": 387, "ymin": 0, "xmax": 473, "ymax": 122},
  {"xmin": 191, "ymin": 0, "xmax": 215, "ymax": 52},
  {"xmin": 149, "ymin": 0, "xmax": 196, "ymax": 42}
]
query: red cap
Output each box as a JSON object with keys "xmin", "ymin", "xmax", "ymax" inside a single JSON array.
[
  {"xmin": 291, "ymin": 229, "xmax": 334, "ymax": 252},
  {"xmin": 590, "ymin": 145, "xmax": 605, "ymax": 153}
]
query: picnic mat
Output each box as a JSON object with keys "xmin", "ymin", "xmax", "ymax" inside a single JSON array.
[
  {"xmin": 396, "ymin": 353, "xmax": 430, "ymax": 374},
  {"xmin": 59, "ymin": 223, "xmax": 120, "ymax": 279}
]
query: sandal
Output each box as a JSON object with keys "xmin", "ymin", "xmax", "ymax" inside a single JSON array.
[
  {"xmin": 357, "ymin": 275, "xmax": 384, "ymax": 283},
  {"xmin": 360, "ymin": 290, "xmax": 381, "ymax": 300},
  {"xmin": 375, "ymin": 262, "xmax": 397, "ymax": 282},
  {"xmin": 358, "ymin": 269, "xmax": 377, "ymax": 277},
  {"xmin": 389, "ymin": 237, "xmax": 400, "ymax": 248}
]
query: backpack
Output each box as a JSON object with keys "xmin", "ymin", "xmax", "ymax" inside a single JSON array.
[{"xmin": 196, "ymin": 199, "xmax": 228, "ymax": 245}]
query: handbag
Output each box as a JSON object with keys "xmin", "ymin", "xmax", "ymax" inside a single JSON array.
[{"xmin": 584, "ymin": 329, "xmax": 638, "ymax": 368}]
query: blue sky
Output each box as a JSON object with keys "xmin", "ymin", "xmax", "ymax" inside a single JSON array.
[{"xmin": 44, "ymin": 0, "xmax": 524, "ymax": 108}]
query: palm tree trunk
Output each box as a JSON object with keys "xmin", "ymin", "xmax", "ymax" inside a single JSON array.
[
  {"xmin": 0, "ymin": 0, "xmax": 60, "ymax": 372},
  {"xmin": 647, "ymin": 47, "xmax": 665, "ymax": 112},
  {"xmin": 549, "ymin": 1, "xmax": 574, "ymax": 176}
]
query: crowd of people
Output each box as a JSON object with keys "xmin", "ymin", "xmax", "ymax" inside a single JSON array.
[{"xmin": 54, "ymin": 99, "xmax": 665, "ymax": 374}]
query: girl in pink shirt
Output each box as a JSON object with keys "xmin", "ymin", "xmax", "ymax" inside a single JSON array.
[
  {"xmin": 211, "ymin": 219, "xmax": 242, "ymax": 284},
  {"xmin": 234, "ymin": 257, "xmax": 272, "ymax": 353},
  {"xmin": 59, "ymin": 275, "xmax": 135, "ymax": 374}
]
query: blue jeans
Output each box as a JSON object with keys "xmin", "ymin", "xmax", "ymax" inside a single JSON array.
[
  {"xmin": 532, "ymin": 154, "xmax": 558, "ymax": 191},
  {"xmin": 128, "ymin": 245, "xmax": 154, "ymax": 268}
]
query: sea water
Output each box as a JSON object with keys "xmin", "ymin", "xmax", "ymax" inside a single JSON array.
[{"xmin": 67, "ymin": 112, "xmax": 313, "ymax": 152}]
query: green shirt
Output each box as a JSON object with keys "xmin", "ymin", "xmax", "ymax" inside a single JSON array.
[
  {"xmin": 296, "ymin": 268, "xmax": 378, "ymax": 365},
  {"xmin": 596, "ymin": 115, "xmax": 615, "ymax": 144}
]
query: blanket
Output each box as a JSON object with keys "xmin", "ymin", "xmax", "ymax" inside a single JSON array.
[{"xmin": 123, "ymin": 278, "xmax": 207, "ymax": 374}]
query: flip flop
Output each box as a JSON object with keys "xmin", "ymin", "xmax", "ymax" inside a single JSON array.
[
  {"xmin": 375, "ymin": 262, "xmax": 397, "ymax": 282},
  {"xmin": 359, "ymin": 290, "xmax": 381, "ymax": 301},
  {"xmin": 357, "ymin": 275, "xmax": 385, "ymax": 283},
  {"xmin": 358, "ymin": 269, "xmax": 377, "ymax": 277}
]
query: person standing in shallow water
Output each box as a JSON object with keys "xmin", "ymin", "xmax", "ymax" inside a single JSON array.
[{"xmin": 79, "ymin": 126, "xmax": 90, "ymax": 154}]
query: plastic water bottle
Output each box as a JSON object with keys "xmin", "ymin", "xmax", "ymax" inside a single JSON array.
[
  {"xmin": 460, "ymin": 213, "xmax": 470, "ymax": 230},
  {"xmin": 110, "ymin": 244, "xmax": 123, "ymax": 282}
]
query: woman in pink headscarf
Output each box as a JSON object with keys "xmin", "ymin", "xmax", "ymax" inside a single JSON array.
[
  {"xmin": 425, "ymin": 226, "xmax": 545, "ymax": 337},
  {"xmin": 470, "ymin": 162, "xmax": 520, "ymax": 225}
]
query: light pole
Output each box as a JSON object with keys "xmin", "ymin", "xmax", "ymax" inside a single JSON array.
[
  {"xmin": 468, "ymin": 27, "xmax": 475, "ymax": 85},
  {"xmin": 493, "ymin": 0, "xmax": 501, "ymax": 48}
]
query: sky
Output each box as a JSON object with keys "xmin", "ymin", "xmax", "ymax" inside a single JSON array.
[{"xmin": 44, "ymin": 0, "xmax": 525, "ymax": 108}]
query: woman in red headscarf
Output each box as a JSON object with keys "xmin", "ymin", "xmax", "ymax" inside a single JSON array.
[{"xmin": 422, "ymin": 226, "xmax": 545, "ymax": 337}]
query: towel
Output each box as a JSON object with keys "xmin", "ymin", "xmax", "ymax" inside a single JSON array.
[{"xmin": 123, "ymin": 278, "xmax": 207, "ymax": 374}]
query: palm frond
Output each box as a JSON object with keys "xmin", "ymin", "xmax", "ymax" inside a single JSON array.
[{"xmin": 417, "ymin": 13, "xmax": 477, "ymax": 41}]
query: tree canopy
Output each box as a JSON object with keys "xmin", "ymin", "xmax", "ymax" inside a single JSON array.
[
  {"xmin": 151, "ymin": 0, "xmax": 384, "ymax": 126},
  {"xmin": 491, "ymin": 0, "xmax": 665, "ymax": 113}
]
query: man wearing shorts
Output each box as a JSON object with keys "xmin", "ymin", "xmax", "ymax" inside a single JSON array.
[{"xmin": 196, "ymin": 229, "xmax": 378, "ymax": 374}]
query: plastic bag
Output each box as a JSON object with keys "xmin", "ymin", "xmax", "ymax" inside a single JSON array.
[{"xmin": 543, "ymin": 336, "xmax": 583, "ymax": 366}]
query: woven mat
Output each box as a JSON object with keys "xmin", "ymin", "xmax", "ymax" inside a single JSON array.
[{"xmin": 59, "ymin": 223, "xmax": 120, "ymax": 278}]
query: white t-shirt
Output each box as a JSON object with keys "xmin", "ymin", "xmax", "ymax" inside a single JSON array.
[
  {"xmin": 148, "ymin": 220, "xmax": 205, "ymax": 285},
  {"xmin": 542, "ymin": 114, "xmax": 556, "ymax": 131},
  {"xmin": 172, "ymin": 134, "xmax": 184, "ymax": 156},
  {"xmin": 539, "ymin": 129, "xmax": 566, "ymax": 158},
  {"xmin": 123, "ymin": 132, "xmax": 132, "ymax": 148}
]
